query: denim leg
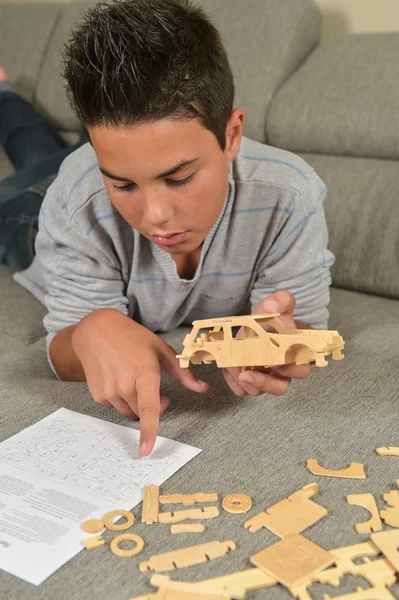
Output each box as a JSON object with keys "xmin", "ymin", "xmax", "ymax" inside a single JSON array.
[{"xmin": 0, "ymin": 89, "xmax": 67, "ymax": 171}]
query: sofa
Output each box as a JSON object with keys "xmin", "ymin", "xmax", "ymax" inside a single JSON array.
[{"xmin": 1, "ymin": 1, "xmax": 399, "ymax": 598}]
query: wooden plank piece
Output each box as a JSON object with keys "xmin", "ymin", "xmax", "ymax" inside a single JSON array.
[
  {"xmin": 142, "ymin": 484, "xmax": 159, "ymax": 525},
  {"xmin": 139, "ymin": 540, "xmax": 236, "ymax": 572},
  {"xmin": 159, "ymin": 506, "xmax": 219, "ymax": 523},
  {"xmin": 159, "ymin": 493, "xmax": 218, "ymax": 506}
]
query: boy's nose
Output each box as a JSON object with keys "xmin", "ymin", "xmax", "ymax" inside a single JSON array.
[{"xmin": 143, "ymin": 192, "xmax": 174, "ymax": 227}]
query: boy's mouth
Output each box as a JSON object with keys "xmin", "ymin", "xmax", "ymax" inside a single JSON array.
[{"xmin": 150, "ymin": 231, "xmax": 189, "ymax": 247}]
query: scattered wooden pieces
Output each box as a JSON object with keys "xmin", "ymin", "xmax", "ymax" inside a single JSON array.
[
  {"xmin": 148, "ymin": 574, "xmax": 245, "ymax": 599},
  {"xmin": 244, "ymin": 483, "xmax": 327, "ymax": 537},
  {"xmin": 380, "ymin": 491, "xmax": 399, "ymax": 528},
  {"xmin": 81, "ymin": 518, "xmax": 105, "ymax": 534},
  {"xmin": 200, "ymin": 568, "xmax": 276, "ymax": 592},
  {"xmin": 307, "ymin": 459, "xmax": 366, "ymax": 479},
  {"xmin": 159, "ymin": 493, "xmax": 218, "ymax": 506},
  {"xmin": 83, "ymin": 535, "xmax": 105, "ymax": 550},
  {"xmin": 250, "ymin": 533, "xmax": 335, "ymax": 589},
  {"xmin": 170, "ymin": 524, "xmax": 205, "ymax": 534},
  {"xmin": 110, "ymin": 533, "xmax": 144, "ymax": 558},
  {"xmin": 139, "ymin": 540, "xmax": 236, "ymax": 572},
  {"xmin": 346, "ymin": 493, "xmax": 382, "ymax": 533},
  {"xmin": 376, "ymin": 447, "xmax": 399, "ymax": 456},
  {"xmin": 222, "ymin": 494, "xmax": 252, "ymax": 514},
  {"xmin": 159, "ymin": 506, "xmax": 219, "ymax": 523},
  {"xmin": 142, "ymin": 485, "xmax": 160, "ymax": 525},
  {"xmin": 371, "ymin": 530, "xmax": 399, "ymax": 572},
  {"xmin": 321, "ymin": 584, "xmax": 396, "ymax": 600},
  {"xmin": 103, "ymin": 509, "xmax": 135, "ymax": 531}
]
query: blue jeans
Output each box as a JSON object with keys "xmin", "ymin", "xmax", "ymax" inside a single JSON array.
[{"xmin": 0, "ymin": 85, "xmax": 85, "ymax": 268}]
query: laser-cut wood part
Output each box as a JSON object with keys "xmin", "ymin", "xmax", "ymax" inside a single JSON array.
[
  {"xmin": 222, "ymin": 494, "xmax": 252, "ymax": 514},
  {"xmin": 139, "ymin": 540, "xmax": 236, "ymax": 572},
  {"xmin": 376, "ymin": 447, "xmax": 399, "ymax": 456},
  {"xmin": 170, "ymin": 524, "xmax": 205, "ymax": 534},
  {"xmin": 250, "ymin": 533, "xmax": 335, "ymax": 589},
  {"xmin": 142, "ymin": 485, "xmax": 160, "ymax": 525},
  {"xmin": 371, "ymin": 530, "xmax": 399, "ymax": 572},
  {"xmin": 346, "ymin": 494, "xmax": 383, "ymax": 533},
  {"xmin": 159, "ymin": 506, "xmax": 219, "ymax": 523},
  {"xmin": 244, "ymin": 483, "xmax": 327, "ymax": 537},
  {"xmin": 103, "ymin": 509, "xmax": 135, "ymax": 531},
  {"xmin": 307, "ymin": 459, "xmax": 366, "ymax": 479},
  {"xmin": 82, "ymin": 518, "xmax": 104, "ymax": 534},
  {"xmin": 322, "ymin": 584, "xmax": 396, "ymax": 600},
  {"xmin": 177, "ymin": 314, "xmax": 344, "ymax": 369},
  {"xmin": 110, "ymin": 533, "xmax": 144, "ymax": 558},
  {"xmin": 200, "ymin": 568, "xmax": 276, "ymax": 592},
  {"xmin": 149, "ymin": 574, "xmax": 245, "ymax": 599},
  {"xmin": 83, "ymin": 535, "xmax": 105, "ymax": 550},
  {"xmin": 380, "ymin": 491, "xmax": 399, "ymax": 528},
  {"xmin": 159, "ymin": 493, "xmax": 218, "ymax": 506}
]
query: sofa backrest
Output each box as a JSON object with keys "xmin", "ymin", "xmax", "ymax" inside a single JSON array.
[{"xmin": 0, "ymin": 0, "xmax": 321, "ymax": 142}]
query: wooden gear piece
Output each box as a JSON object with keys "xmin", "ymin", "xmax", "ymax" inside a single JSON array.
[
  {"xmin": 83, "ymin": 535, "xmax": 105, "ymax": 550},
  {"xmin": 82, "ymin": 518, "xmax": 105, "ymax": 534},
  {"xmin": 307, "ymin": 459, "xmax": 366, "ymax": 479},
  {"xmin": 380, "ymin": 491, "xmax": 399, "ymax": 528},
  {"xmin": 170, "ymin": 524, "xmax": 205, "ymax": 534},
  {"xmin": 176, "ymin": 313, "xmax": 344, "ymax": 370},
  {"xmin": 110, "ymin": 533, "xmax": 144, "ymax": 558},
  {"xmin": 346, "ymin": 494, "xmax": 383, "ymax": 533},
  {"xmin": 371, "ymin": 530, "xmax": 399, "ymax": 572},
  {"xmin": 158, "ymin": 506, "xmax": 219, "ymax": 523},
  {"xmin": 103, "ymin": 509, "xmax": 135, "ymax": 531},
  {"xmin": 250, "ymin": 533, "xmax": 335, "ymax": 589},
  {"xmin": 142, "ymin": 485, "xmax": 160, "ymax": 525},
  {"xmin": 159, "ymin": 493, "xmax": 218, "ymax": 506},
  {"xmin": 222, "ymin": 494, "xmax": 252, "ymax": 514},
  {"xmin": 376, "ymin": 447, "xmax": 399, "ymax": 456},
  {"xmin": 139, "ymin": 540, "xmax": 236, "ymax": 572},
  {"xmin": 148, "ymin": 574, "xmax": 245, "ymax": 599},
  {"xmin": 244, "ymin": 483, "xmax": 327, "ymax": 537}
]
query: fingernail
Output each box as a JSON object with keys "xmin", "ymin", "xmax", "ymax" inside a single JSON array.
[
  {"xmin": 139, "ymin": 441, "xmax": 149, "ymax": 457},
  {"xmin": 198, "ymin": 380, "xmax": 208, "ymax": 387},
  {"xmin": 263, "ymin": 299, "xmax": 279, "ymax": 312},
  {"xmin": 239, "ymin": 373, "xmax": 254, "ymax": 383}
]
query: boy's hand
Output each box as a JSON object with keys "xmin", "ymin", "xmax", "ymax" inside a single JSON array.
[
  {"xmin": 71, "ymin": 309, "xmax": 208, "ymax": 457},
  {"xmin": 222, "ymin": 291, "xmax": 311, "ymax": 397}
]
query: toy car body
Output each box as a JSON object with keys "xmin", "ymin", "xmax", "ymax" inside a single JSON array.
[{"xmin": 177, "ymin": 313, "xmax": 344, "ymax": 369}]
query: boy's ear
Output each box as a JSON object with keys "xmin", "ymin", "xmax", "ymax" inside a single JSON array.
[{"xmin": 226, "ymin": 108, "xmax": 244, "ymax": 161}]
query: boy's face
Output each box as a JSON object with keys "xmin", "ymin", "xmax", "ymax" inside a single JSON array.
[{"xmin": 89, "ymin": 110, "xmax": 243, "ymax": 257}]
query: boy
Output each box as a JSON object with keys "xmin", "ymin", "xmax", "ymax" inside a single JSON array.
[{"xmin": 36, "ymin": 0, "xmax": 334, "ymax": 457}]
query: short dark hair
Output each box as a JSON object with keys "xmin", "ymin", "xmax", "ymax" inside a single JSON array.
[{"xmin": 63, "ymin": 0, "xmax": 235, "ymax": 150}]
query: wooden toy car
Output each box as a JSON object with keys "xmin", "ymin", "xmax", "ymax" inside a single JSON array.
[{"xmin": 176, "ymin": 313, "xmax": 344, "ymax": 369}]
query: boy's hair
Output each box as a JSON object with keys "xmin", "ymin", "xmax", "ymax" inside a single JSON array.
[{"xmin": 63, "ymin": 0, "xmax": 235, "ymax": 150}]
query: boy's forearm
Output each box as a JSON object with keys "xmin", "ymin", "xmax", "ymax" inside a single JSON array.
[{"xmin": 49, "ymin": 325, "xmax": 86, "ymax": 382}]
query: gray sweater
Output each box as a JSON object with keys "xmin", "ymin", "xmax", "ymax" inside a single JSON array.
[{"xmin": 35, "ymin": 135, "xmax": 334, "ymax": 349}]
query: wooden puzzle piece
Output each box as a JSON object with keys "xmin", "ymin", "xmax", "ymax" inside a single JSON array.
[
  {"xmin": 170, "ymin": 524, "xmax": 205, "ymax": 534},
  {"xmin": 139, "ymin": 540, "xmax": 236, "ymax": 572},
  {"xmin": 322, "ymin": 584, "xmax": 395, "ymax": 600},
  {"xmin": 83, "ymin": 535, "xmax": 105, "ymax": 550},
  {"xmin": 82, "ymin": 518, "xmax": 105, "ymax": 534},
  {"xmin": 222, "ymin": 494, "xmax": 252, "ymax": 514},
  {"xmin": 376, "ymin": 447, "xmax": 399, "ymax": 456},
  {"xmin": 142, "ymin": 485, "xmax": 160, "ymax": 525},
  {"xmin": 244, "ymin": 483, "xmax": 327, "ymax": 536},
  {"xmin": 346, "ymin": 494, "xmax": 383, "ymax": 533},
  {"xmin": 380, "ymin": 491, "xmax": 399, "ymax": 528},
  {"xmin": 159, "ymin": 506, "xmax": 219, "ymax": 523},
  {"xmin": 148, "ymin": 574, "xmax": 245, "ymax": 599},
  {"xmin": 159, "ymin": 493, "xmax": 218, "ymax": 506},
  {"xmin": 110, "ymin": 533, "xmax": 144, "ymax": 558},
  {"xmin": 307, "ymin": 459, "xmax": 366, "ymax": 479},
  {"xmin": 371, "ymin": 530, "xmax": 399, "ymax": 572},
  {"xmin": 250, "ymin": 533, "xmax": 335, "ymax": 588},
  {"xmin": 103, "ymin": 509, "xmax": 135, "ymax": 531}
]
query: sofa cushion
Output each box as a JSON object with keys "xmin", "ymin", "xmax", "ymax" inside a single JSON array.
[
  {"xmin": 34, "ymin": 0, "xmax": 321, "ymax": 141},
  {"xmin": 267, "ymin": 33, "xmax": 399, "ymax": 159},
  {"xmin": 300, "ymin": 153, "xmax": 399, "ymax": 300},
  {"xmin": 0, "ymin": 146, "xmax": 13, "ymax": 181},
  {"xmin": 1, "ymin": 287, "xmax": 399, "ymax": 599}
]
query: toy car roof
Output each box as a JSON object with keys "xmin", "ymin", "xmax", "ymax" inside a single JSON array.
[{"xmin": 191, "ymin": 313, "xmax": 281, "ymax": 327}]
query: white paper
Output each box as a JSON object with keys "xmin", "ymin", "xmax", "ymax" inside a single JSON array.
[{"xmin": 0, "ymin": 408, "xmax": 201, "ymax": 586}]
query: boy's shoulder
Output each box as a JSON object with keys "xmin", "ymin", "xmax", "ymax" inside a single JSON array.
[{"xmin": 234, "ymin": 136, "xmax": 320, "ymax": 197}]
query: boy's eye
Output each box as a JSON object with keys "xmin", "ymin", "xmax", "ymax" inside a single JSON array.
[
  {"xmin": 167, "ymin": 172, "xmax": 195, "ymax": 187},
  {"xmin": 113, "ymin": 182, "xmax": 136, "ymax": 193}
]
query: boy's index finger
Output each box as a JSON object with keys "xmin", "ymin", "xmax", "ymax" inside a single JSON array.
[{"xmin": 135, "ymin": 373, "xmax": 161, "ymax": 457}]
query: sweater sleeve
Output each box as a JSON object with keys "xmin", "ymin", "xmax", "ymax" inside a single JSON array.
[{"xmin": 249, "ymin": 173, "xmax": 334, "ymax": 329}]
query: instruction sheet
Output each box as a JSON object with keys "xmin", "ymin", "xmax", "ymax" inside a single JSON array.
[{"xmin": 0, "ymin": 408, "xmax": 201, "ymax": 585}]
